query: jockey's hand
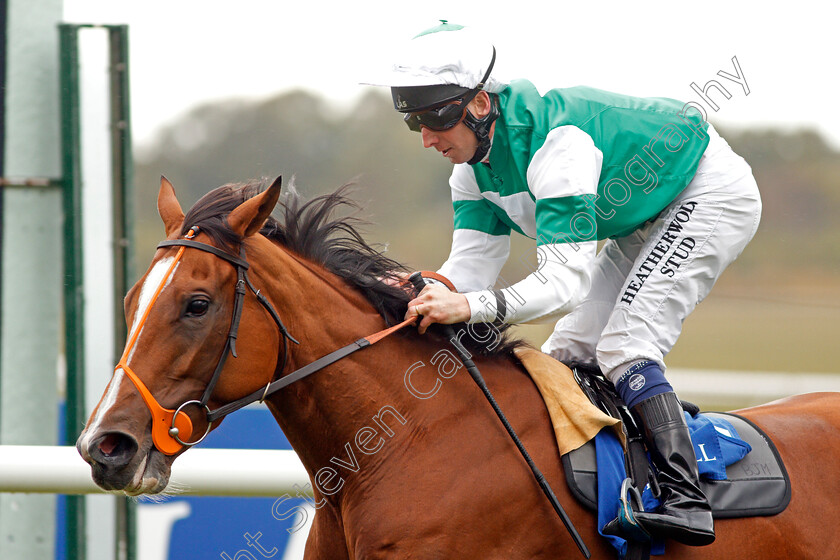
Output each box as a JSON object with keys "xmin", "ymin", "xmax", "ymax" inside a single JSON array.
[{"xmin": 405, "ymin": 284, "xmax": 470, "ymax": 335}]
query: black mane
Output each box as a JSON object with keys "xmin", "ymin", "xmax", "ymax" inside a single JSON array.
[{"xmin": 180, "ymin": 179, "xmax": 523, "ymax": 357}]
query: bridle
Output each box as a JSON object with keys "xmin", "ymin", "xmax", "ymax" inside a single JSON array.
[{"xmin": 117, "ymin": 226, "xmax": 415, "ymax": 456}]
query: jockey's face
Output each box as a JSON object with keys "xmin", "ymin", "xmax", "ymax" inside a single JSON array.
[
  {"xmin": 418, "ymin": 92, "xmax": 493, "ymax": 165},
  {"xmin": 420, "ymin": 119, "xmax": 479, "ymax": 164}
]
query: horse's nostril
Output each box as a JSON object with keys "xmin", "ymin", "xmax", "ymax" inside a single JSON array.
[
  {"xmin": 90, "ymin": 432, "xmax": 138, "ymax": 468},
  {"xmin": 98, "ymin": 434, "xmax": 117, "ymax": 455}
]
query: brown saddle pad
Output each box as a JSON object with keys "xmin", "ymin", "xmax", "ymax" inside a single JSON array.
[{"xmin": 514, "ymin": 347, "xmax": 621, "ymax": 455}]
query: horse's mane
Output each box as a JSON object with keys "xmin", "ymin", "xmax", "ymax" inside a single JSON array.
[{"xmin": 180, "ymin": 179, "xmax": 524, "ymax": 357}]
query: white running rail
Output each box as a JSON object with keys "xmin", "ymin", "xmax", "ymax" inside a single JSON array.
[{"xmin": 0, "ymin": 446, "xmax": 310, "ymax": 496}]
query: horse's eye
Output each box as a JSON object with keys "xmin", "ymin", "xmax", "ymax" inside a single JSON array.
[{"xmin": 186, "ymin": 298, "xmax": 209, "ymax": 317}]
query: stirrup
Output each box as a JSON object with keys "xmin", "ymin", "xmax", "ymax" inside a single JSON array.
[{"xmin": 605, "ymin": 478, "xmax": 651, "ymax": 543}]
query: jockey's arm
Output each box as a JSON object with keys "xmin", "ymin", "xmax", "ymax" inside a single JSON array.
[{"xmin": 410, "ymin": 126, "xmax": 602, "ymax": 330}]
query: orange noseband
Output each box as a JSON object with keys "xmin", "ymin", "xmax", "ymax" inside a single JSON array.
[{"xmin": 115, "ymin": 242, "xmax": 193, "ymax": 456}]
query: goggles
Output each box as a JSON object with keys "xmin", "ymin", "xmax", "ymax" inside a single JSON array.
[{"xmin": 403, "ymin": 89, "xmax": 481, "ymax": 132}]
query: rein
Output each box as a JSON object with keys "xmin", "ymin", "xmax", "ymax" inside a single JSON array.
[{"xmin": 119, "ymin": 228, "xmax": 416, "ymax": 455}]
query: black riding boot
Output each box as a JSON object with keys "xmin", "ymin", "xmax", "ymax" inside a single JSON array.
[{"xmin": 632, "ymin": 391, "xmax": 715, "ymax": 546}]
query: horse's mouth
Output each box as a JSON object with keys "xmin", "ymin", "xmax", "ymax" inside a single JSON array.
[
  {"xmin": 121, "ymin": 453, "xmax": 170, "ymax": 496},
  {"xmin": 87, "ymin": 447, "xmax": 172, "ymax": 496}
]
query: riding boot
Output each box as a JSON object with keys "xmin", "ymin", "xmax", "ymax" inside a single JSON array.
[{"xmin": 632, "ymin": 391, "xmax": 715, "ymax": 546}]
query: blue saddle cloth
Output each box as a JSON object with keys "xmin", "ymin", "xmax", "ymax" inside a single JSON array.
[{"xmin": 596, "ymin": 412, "xmax": 752, "ymax": 557}]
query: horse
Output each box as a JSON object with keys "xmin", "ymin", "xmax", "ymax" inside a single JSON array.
[{"xmin": 77, "ymin": 176, "xmax": 840, "ymax": 559}]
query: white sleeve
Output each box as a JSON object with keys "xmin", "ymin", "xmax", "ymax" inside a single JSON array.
[
  {"xmin": 527, "ymin": 125, "xmax": 602, "ymax": 201},
  {"xmin": 437, "ymin": 164, "xmax": 511, "ymax": 293},
  {"xmin": 464, "ymin": 126, "xmax": 602, "ymax": 324},
  {"xmin": 438, "ymin": 229, "xmax": 511, "ymax": 293},
  {"xmin": 464, "ymin": 241, "xmax": 596, "ymax": 323}
]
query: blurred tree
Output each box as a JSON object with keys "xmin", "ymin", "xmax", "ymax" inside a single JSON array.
[
  {"xmin": 718, "ymin": 126, "xmax": 840, "ymax": 273},
  {"xmin": 134, "ymin": 89, "xmax": 455, "ymax": 270}
]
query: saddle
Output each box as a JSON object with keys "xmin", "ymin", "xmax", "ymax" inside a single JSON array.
[{"xmin": 564, "ymin": 363, "xmax": 791, "ymax": 556}]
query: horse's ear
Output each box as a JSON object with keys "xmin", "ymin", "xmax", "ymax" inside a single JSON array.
[
  {"xmin": 158, "ymin": 176, "xmax": 185, "ymax": 237},
  {"xmin": 227, "ymin": 176, "xmax": 283, "ymax": 238}
]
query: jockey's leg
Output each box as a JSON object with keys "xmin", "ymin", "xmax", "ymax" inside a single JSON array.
[
  {"xmin": 542, "ymin": 236, "xmax": 643, "ymax": 365},
  {"xmin": 597, "ymin": 125, "xmax": 761, "ymax": 545},
  {"xmin": 613, "ymin": 361, "xmax": 715, "ymax": 545}
]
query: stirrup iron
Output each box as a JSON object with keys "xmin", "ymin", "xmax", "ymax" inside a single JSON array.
[{"xmin": 610, "ymin": 478, "xmax": 651, "ymax": 543}]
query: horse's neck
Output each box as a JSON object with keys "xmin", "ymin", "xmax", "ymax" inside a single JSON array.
[{"xmin": 249, "ymin": 238, "xmax": 422, "ymax": 468}]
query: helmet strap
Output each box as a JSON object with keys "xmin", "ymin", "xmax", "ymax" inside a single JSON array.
[{"xmin": 465, "ymin": 94, "xmax": 500, "ymax": 165}]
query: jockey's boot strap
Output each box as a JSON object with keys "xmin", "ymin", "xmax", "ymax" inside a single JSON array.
[{"xmin": 632, "ymin": 392, "xmax": 716, "ymax": 547}]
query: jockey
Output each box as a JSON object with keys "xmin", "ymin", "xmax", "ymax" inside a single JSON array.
[{"xmin": 365, "ymin": 21, "xmax": 761, "ymax": 546}]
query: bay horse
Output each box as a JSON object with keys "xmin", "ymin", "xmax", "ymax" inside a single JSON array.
[{"xmin": 78, "ymin": 176, "xmax": 840, "ymax": 559}]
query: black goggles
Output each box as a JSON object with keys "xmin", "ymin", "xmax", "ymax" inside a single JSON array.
[{"xmin": 403, "ymin": 89, "xmax": 481, "ymax": 132}]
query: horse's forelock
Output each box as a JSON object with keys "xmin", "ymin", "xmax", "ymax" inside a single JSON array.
[{"xmin": 179, "ymin": 180, "xmax": 267, "ymax": 251}]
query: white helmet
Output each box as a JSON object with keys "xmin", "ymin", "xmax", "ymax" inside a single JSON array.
[
  {"xmin": 364, "ymin": 21, "xmax": 505, "ymax": 164},
  {"xmin": 364, "ymin": 20, "xmax": 507, "ymax": 112}
]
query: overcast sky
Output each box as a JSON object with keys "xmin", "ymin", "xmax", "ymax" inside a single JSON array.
[{"xmin": 64, "ymin": 0, "xmax": 839, "ymax": 151}]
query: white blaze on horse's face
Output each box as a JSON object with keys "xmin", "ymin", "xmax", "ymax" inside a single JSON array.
[
  {"xmin": 80, "ymin": 256, "xmax": 179, "ymax": 450},
  {"xmin": 126, "ymin": 256, "xmax": 179, "ymax": 364}
]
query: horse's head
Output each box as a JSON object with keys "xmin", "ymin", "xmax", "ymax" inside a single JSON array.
[{"xmin": 77, "ymin": 176, "xmax": 286, "ymax": 495}]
